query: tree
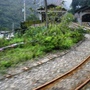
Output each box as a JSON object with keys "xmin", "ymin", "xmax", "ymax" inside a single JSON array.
[{"xmin": 71, "ymin": 0, "xmax": 90, "ymax": 13}]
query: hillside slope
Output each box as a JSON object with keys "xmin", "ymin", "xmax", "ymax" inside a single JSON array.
[
  {"xmin": 0, "ymin": 0, "xmax": 64, "ymax": 30},
  {"xmin": 0, "ymin": 0, "xmax": 36, "ymax": 30},
  {"xmin": 71, "ymin": 0, "xmax": 90, "ymax": 13}
]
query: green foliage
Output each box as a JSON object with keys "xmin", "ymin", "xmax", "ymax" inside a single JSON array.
[
  {"xmin": 0, "ymin": 39, "xmax": 8, "ymax": 48},
  {"xmin": 60, "ymin": 37, "xmax": 73, "ymax": 49},
  {"xmin": 71, "ymin": 28, "xmax": 84, "ymax": 43},
  {"xmin": 0, "ymin": 61, "xmax": 12, "ymax": 68},
  {"xmin": 71, "ymin": 0, "xmax": 90, "ymax": 13},
  {"xmin": 48, "ymin": 5, "xmax": 66, "ymax": 24},
  {"xmin": 27, "ymin": 7, "xmax": 39, "ymax": 21},
  {"xmin": 27, "ymin": 14, "xmax": 39, "ymax": 21},
  {"xmin": 21, "ymin": 20, "xmax": 41, "ymax": 29},
  {"xmin": 0, "ymin": 13, "xmax": 85, "ymax": 71},
  {"xmin": 9, "ymin": 38, "xmax": 24, "ymax": 44},
  {"xmin": 61, "ymin": 13, "xmax": 74, "ymax": 24},
  {"xmin": 55, "ymin": 6, "xmax": 62, "ymax": 10},
  {"xmin": 0, "ymin": 0, "xmax": 37, "ymax": 30},
  {"xmin": 24, "ymin": 13, "xmax": 84, "ymax": 51},
  {"xmin": 0, "ymin": 27, "xmax": 9, "ymax": 31},
  {"xmin": 0, "ymin": 36, "xmax": 24, "ymax": 48}
]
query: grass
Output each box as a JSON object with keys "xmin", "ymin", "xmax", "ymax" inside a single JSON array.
[
  {"xmin": 0, "ymin": 37, "xmax": 24, "ymax": 48},
  {"xmin": 0, "ymin": 44, "xmax": 46, "ymax": 70},
  {"xmin": 0, "ymin": 29, "xmax": 85, "ymax": 72},
  {"xmin": 0, "ymin": 13, "xmax": 86, "ymax": 73}
]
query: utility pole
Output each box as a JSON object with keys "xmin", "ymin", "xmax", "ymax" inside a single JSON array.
[
  {"xmin": 24, "ymin": 0, "xmax": 26, "ymax": 22},
  {"xmin": 44, "ymin": 0, "xmax": 48, "ymax": 28}
]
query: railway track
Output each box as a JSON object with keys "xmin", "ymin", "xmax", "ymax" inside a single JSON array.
[
  {"xmin": 0, "ymin": 23, "xmax": 90, "ymax": 90},
  {"xmin": 0, "ymin": 49, "xmax": 70, "ymax": 80},
  {"xmin": 33, "ymin": 55, "xmax": 90, "ymax": 90},
  {"xmin": 75, "ymin": 78, "xmax": 90, "ymax": 90}
]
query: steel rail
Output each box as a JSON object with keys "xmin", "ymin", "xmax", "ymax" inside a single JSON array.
[
  {"xmin": 33, "ymin": 55, "xmax": 90, "ymax": 90},
  {"xmin": 75, "ymin": 78, "xmax": 90, "ymax": 90}
]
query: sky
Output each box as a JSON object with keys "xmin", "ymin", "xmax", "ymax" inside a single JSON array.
[
  {"xmin": 64, "ymin": 0, "xmax": 72, "ymax": 9},
  {"xmin": 37, "ymin": 0, "xmax": 73, "ymax": 10}
]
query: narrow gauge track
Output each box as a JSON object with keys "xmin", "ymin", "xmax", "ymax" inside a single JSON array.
[
  {"xmin": 0, "ymin": 22, "xmax": 89, "ymax": 84},
  {"xmin": 75, "ymin": 78, "xmax": 90, "ymax": 90},
  {"xmin": 0, "ymin": 49, "xmax": 70, "ymax": 81},
  {"xmin": 33, "ymin": 55, "xmax": 90, "ymax": 90}
]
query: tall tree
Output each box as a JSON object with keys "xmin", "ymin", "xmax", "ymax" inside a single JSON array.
[
  {"xmin": 71, "ymin": 0, "xmax": 90, "ymax": 13},
  {"xmin": 0, "ymin": 0, "xmax": 38, "ymax": 31}
]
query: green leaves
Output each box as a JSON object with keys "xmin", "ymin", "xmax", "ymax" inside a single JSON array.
[
  {"xmin": 23, "ymin": 13, "xmax": 84, "ymax": 51},
  {"xmin": 0, "ymin": 13, "xmax": 85, "ymax": 71},
  {"xmin": 71, "ymin": 0, "xmax": 90, "ymax": 13}
]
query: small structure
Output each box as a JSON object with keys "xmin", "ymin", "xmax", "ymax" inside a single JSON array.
[
  {"xmin": 36, "ymin": 0, "xmax": 67, "ymax": 21},
  {"xmin": 0, "ymin": 31, "xmax": 14, "ymax": 39},
  {"xmin": 75, "ymin": 6, "xmax": 90, "ymax": 25}
]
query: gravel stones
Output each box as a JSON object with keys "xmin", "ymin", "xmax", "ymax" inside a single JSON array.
[{"xmin": 0, "ymin": 34, "xmax": 90, "ymax": 90}]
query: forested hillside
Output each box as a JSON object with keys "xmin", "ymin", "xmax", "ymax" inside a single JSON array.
[
  {"xmin": 0, "ymin": 0, "xmax": 37, "ymax": 30},
  {"xmin": 71, "ymin": 0, "xmax": 90, "ymax": 13},
  {"xmin": 2, "ymin": 0, "xmax": 89, "ymax": 30}
]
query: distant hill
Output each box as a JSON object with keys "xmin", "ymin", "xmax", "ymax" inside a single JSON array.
[
  {"xmin": 71, "ymin": 0, "xmax": 90, "ymax": 13},
  {"xmin": 0, "ymin": 0, "xmax": 64, "ymax": 31},
  {"xmin": 0, "ymin": 0, "xmax": 37, "ymax": 30}
]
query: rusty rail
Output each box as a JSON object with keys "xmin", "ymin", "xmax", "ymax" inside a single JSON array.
[
  {"xmin": 33, "ymin": 55, "xmax": 90, "ymax": 90},
  {"xmin": 75, "ymin": 78, "xmax": 90, "ymax": 90}
]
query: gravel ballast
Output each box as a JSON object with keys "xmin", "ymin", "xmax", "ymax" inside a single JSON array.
[
  {"xmin": 48, "ymin": 59, "xmax": 90, "ymax": 90},
  {"xmin": 0, "ymin": 34, "xmax": 90, "ymax": 90}
]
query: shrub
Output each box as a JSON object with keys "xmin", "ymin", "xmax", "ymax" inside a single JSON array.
[
  {"xmin": 0, "ymin": 13, "xmax": 85, "ymax": 70},
  {"xmin": 0, "ymin": 39, "xmax": 8, "ymax": 48},
  {"xmin": 0, "ymin": 61, "xmax": 12, "ymax": 68}
]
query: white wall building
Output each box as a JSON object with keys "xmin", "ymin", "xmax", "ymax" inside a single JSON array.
[
  {"xmin": 36, "ymin": 0, "xmax": 66, "ymax": 21},
  {"xmin": 75, "ymin": 6, "xmax": 90, "ymax": 25}
]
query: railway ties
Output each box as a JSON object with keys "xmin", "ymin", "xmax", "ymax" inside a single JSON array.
[{"xmin": 33, "ymin": 55, "xmax": 90, "ymax": 90}]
